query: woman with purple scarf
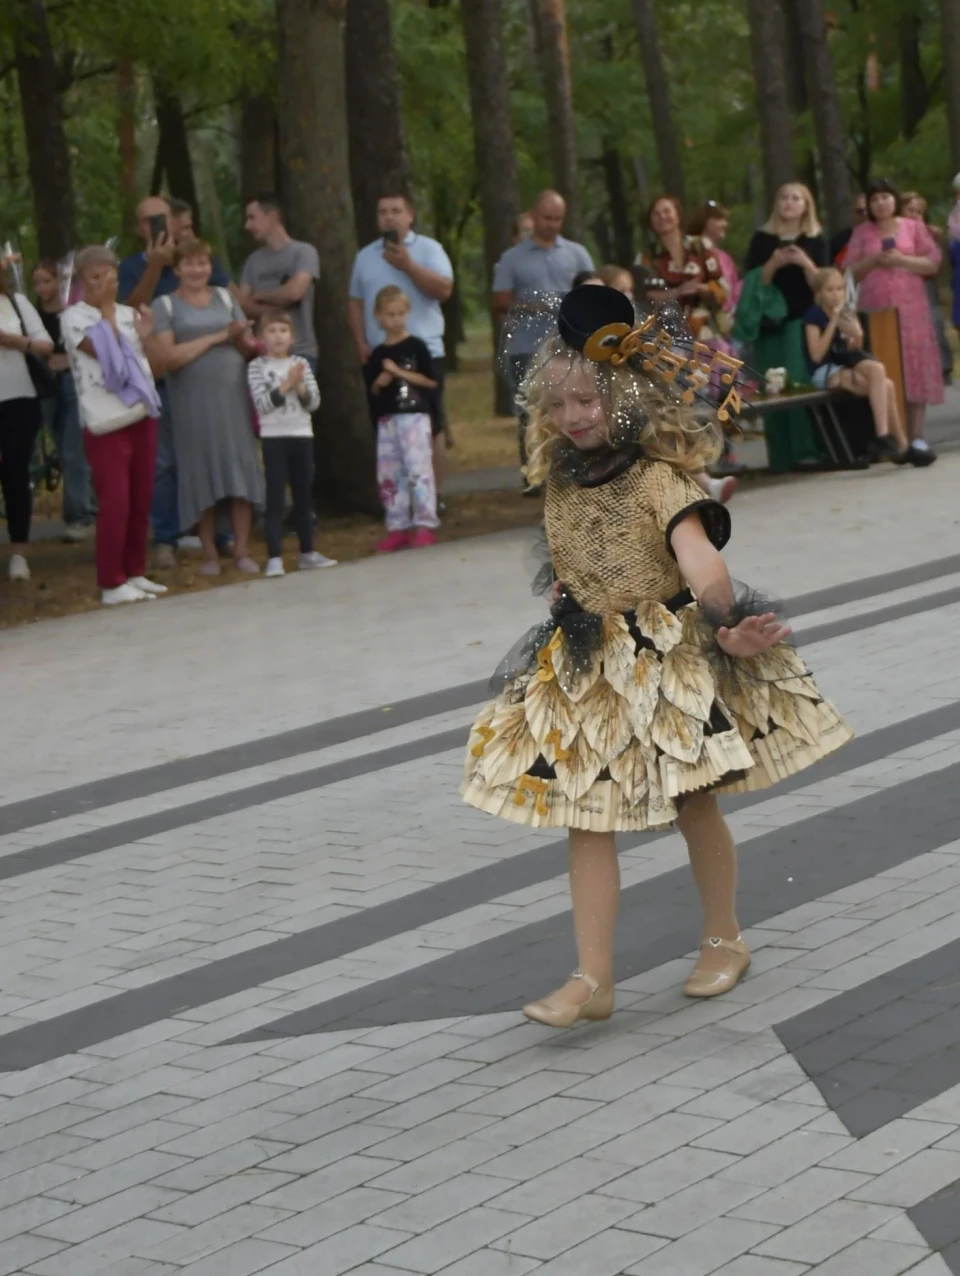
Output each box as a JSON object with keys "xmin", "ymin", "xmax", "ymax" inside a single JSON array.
[{"xmin": 61, "ymin": 246, "xmax": 167, "ymax": 605}]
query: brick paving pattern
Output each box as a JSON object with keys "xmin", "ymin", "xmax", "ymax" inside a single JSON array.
[{"xmin": 2, "ymin": 454, "xmax": 960, "ymax": 1274}]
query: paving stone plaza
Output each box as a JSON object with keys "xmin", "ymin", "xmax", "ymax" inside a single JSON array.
[{"xmin": 2, "ymin": 452, "xmax": 960, "ymax": 1276}]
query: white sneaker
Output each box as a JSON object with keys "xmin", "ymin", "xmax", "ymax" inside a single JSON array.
[
  {"xmin": 128, "ymin": 575, "xmax": 168, "ymax": 595},
  {"xmin": 8, "ymin": 554, "xmax": 29, "ymax": 581},
  {"xmin": 265, "ymin": 557, "xmax": 285, "ymax": 578},
  {"xmin": 102, "ymin": 582, "xmax": 150, "ymax": 606},
  {"xmin": 177, "ymin": 535, "xmax": 203, "ymax": 551},
  {"xmin": 299, "ymin": 551, "xmax": 338, "ymax": 570},
  {"xmin": 62, "ymin": 523, "xmax": 92, "ymax": 543}
]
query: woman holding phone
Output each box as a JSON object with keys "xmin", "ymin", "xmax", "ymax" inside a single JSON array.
[
  {"xmin": 737, "ymin": 184, "xmax": 829, "ymax": 471},
  {"xmin": 846, "ymin": 178, "xmax": 943, "ymax": 462}
]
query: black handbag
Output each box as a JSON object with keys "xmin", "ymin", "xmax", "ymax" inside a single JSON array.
[{"xmin": 9, "ymin": 293, "xmax": 58, "ymax": 399}]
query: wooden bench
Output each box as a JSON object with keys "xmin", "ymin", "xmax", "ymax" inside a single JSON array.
[{"xmin": 742, "ymin": 389, "xmax": 875, "ymax": 470}]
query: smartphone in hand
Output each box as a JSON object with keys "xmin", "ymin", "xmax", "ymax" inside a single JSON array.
[
  {"xmin": 881, "ymin": 237, "xmax": 896, "ymax": 251},
  {"xmin": 148, "ymin": 213, "xmax": 167, "ymax": 243},
  {"xmin": 383, "ymin": 229, "xmax": 400, "ymax": 247}
]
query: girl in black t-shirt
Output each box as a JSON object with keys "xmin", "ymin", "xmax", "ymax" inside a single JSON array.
[
  {"xmin": 364, "ymin": 286, "xmax": 440, "ymax": 552},
  {"xmin": 803, "ymin": 267, "xmax": 907, "ymax": 460}
]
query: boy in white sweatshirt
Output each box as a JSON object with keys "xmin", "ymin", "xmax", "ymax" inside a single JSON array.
[{"xmin": 247, "ymin": 310, "xmax": 336, "ymax": 577}]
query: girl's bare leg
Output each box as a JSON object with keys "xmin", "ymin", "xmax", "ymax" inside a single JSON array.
[
  {"xmin": 676, "ymin": 792, "xmax": 741, "ymax": 978},
  {"xmin": 838, "ymin": 364, "xmax": 889, "ymax": 436},
  {"xmin": 525, "ymin": 829, "xmax": 619, "ymax": 1016}
]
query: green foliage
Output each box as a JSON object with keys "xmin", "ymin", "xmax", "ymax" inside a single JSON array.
[{"xmin": 0, "ymin": 0, "xmax": 953, "ymax": 309}]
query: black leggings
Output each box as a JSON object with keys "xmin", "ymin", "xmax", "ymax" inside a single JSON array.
[
  {"xmin": 0, "ymin": 396, "xmax": 42, "ymax": 544},
  {"xmin": 262, "ymin": 436, "xmax": 314, "ymax": 558}
]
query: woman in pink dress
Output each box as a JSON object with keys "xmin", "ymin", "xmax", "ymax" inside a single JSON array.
[{"xmin": 847, "ymin": 178, "xmax": 943, "ymax": 462}]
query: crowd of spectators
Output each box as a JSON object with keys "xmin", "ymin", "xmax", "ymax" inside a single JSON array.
[{"xmin": 0, "ymin": 172, "xmax": 954, "ymax": 599}]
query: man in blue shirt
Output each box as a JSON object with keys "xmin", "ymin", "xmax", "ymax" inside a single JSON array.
[
  {"xmin": 349, "ymin": 194, "xmax": 454, "ymax": 482},
  {"xmin": 118, "ymin": 196, "xmax": 231, "ymax": 567},
  {"xmin": 491, "ymin": 190, "xmax": 594, "ymax": 484}
]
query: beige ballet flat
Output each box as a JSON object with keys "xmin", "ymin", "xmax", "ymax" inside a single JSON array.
[
  {"xmin": 522, "ymin": 969, "xmax": 614, "ymax": 1028},
  {"xmin": 683, "ymin": 935, "xmax": 751, "ymax": 998}
]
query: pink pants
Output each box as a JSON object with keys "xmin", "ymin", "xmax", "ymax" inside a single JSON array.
[{"xmin": 84, "ymin": 417, "xmax": 158, "ymax": 589}]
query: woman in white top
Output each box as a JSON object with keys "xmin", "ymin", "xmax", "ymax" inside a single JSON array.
[
  {"xmin": 0, "ymin": 259, "xmax": 54, "ymax": 580},
  {"xmin": 61, "ymin": 246, "xmax": 168, "ymax": 606}
]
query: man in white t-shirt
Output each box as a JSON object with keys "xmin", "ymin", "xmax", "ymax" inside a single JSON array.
[{"xmin": 349, "ymin": 194, "xmax": 454, "ymax": 473}]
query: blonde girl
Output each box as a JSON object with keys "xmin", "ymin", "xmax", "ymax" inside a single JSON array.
[
  {"xmin": 464, "ymin": 285, "xmax": 851, "ymax": 1026},
  {"xmin": 804, "ymin": 267, "xmax": 906, "ymax": 460}
]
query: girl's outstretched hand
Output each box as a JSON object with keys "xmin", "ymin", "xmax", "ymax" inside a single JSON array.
[{"xmin": 717, "ymin": 612, "xmax": 791, "ymax": 657}]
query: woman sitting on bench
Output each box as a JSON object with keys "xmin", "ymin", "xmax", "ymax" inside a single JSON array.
[{"xmin": 803, "ymin": 267, "xmax": 912, "ymax": 464}]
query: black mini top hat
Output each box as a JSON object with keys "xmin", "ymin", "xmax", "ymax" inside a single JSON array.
[{"xmin": 558, "ymin": 284, "xmax": 635, "ymax": 352}]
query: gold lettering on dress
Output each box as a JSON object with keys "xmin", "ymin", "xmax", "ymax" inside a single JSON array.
[
  {"xmin": 535, "ymin": 631, "xmax": 563, "ymax": 682},
  {"xmin": 470, "ymin": 724, "xmax": 496, "ymax": 758},
  {"xmin": 513, "ymin": 775, "xmax": 550, "ymax": 816}
]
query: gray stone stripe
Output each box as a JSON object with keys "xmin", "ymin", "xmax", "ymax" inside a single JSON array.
[
  {"xmin": 774, "ymin": 942, "xmax": 960, "ymax": 1271},
  {"xmin": 0, "ymin": 681, "xmax": 488, "ymax": 838},
  {"xmin": 910, "ymin": 1181, "xmax": 960, "ymax": 1273},
  {"xmin": 0, "ymin": 727, "xmax": 467, "ymax": 883},
  {"xmin": 0, "ymin": 699, "xmax": 957, "ymax": 1071},
  {"xmin": 230, "ymin": 750, "xmax": 960, "ymax": 1044},
  {"xmin": 2, "ymin": 578, "xmax": 957, "ymax": 886},
  {"xmin": 3, "ymin": 549, "xmax": 960, "ymax": 839},
  {"xmin": 776, "ymin": 939, "xmax": 960, "ymax": 1137},
  {"xmin": 795, "ymin": 583, "xmax": 960, "ymax": 648}
]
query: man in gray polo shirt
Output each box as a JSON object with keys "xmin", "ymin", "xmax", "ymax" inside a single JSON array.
[{"xmin": 492, "ymin": 190, "xmax": 594, "ymax": 481}]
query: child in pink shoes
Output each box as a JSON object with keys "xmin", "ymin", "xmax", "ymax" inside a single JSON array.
[{"xmin": 364, "ymin": 286, "xmax": 440, "ymax": 553}]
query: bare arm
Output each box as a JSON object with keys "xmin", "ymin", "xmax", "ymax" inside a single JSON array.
[
  {"xmin": 894, "ymin": 253, "xmax": 939, "ymax": 278},
  {"xmin": 0, "ymin": 330, "xmax": 53, "ymax": 357},
  {"xmin": 850, "ymin": 254, "xmax": 879, "ymax": 283},
  {"xmin": 671, "ymin": 514, "xmax": 733, "ymax": 606},
  {"xmin": 125, "ymin": 260, "xmax": 165, "ymax": 310},
  {"xmin": 492, "ymin": 289, "xmax": 514, "ymax": 320},
  {"xmin": 671, "ymin": 516, "xmax": 791, "ymax": 656},
  {"xmin": 403, "ymin": 259, "xmax": 453, "ymax": 303},
  {"xmin": 394, "ymin": 368, "xmax": 437, "ymax": 389},
  {"xmin": 805, "ymin": 315, "xmax": 841, "ymax": 365},
  {"xmin": 348, "ymin": 298, "xmax": 370, "ymax": 361},
  {"xmin": 252, "ymin": 270, "xmax": 313, "ymax": 306},
  {"xmin": 236, "ymin": 283, "xmax": 267, "ymax": 321},
  {"xmin": 148, "ymin": 327, "xmax": 228, "ymax": 374}
]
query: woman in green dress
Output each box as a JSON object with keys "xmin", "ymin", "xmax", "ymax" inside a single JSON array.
[{"xmin": 738, "ymin": 184, "xmax": 828, "ymax": 472}]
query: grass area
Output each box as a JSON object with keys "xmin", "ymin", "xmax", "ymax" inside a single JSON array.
[{"xmin": 444, "ymin": 361, "xmax": 518, "ymax": 474}]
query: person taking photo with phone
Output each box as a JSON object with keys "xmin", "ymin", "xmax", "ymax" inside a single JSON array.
[
  {"xmin": 118, "ymin": 196, "xmax": 232, "ymax": 570},
  {"xmin": 348, "ymin": 194, "xmax": 454, "ymax": 489}
]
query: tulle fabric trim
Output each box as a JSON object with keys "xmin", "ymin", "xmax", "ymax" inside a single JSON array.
[{"xmin": 461, "ymin": 601, "xmax": 853, "ymax": 833}]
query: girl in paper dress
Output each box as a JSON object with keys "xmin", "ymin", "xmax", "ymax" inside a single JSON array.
[{"xmin": 462, "ymin": 286, "xmax": 852, "ymax": 1026}]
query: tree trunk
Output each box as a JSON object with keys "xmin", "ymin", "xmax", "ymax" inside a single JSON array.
[
  {"xmin": 779, "ymin": 0, "xmax": 807, "ymax": 114},
  {"xmin": 345, "ymin": 0, "xmax": 412, "ymax": 248},
  {"xmin": 632, "ymin": 0, "xmax": 685, "ymax": 201},
  {"xmin": 899, "ymin": 14, "xmax": 929, "ymax": 139},
  {"xmin": 460, "ymin": 0, "xmax": 522, "ymax": 414},
  {"xmin": 117, "ymin": 58, "xmax": 138, "ymax": 245},
  {"xmin": 794, "ymin": 0, "xmax": 851, "ymax": 237},
  {"xmin": 943, "ymin": 0, "xmax": 960, "ymax": 172},
  {"xmin": 276, "ymin": 0, "xmax": 379, "ymax": 516},
  {"xmin": 14, "ymin": 0, "xmax": 77, "ymax": 260},
  {"xmin": 151, "ymin": 79, "xmax": 200, "ymax": 217},
  {"xmin": 746, "ymin": 0, "xmax": 796, "ymax": 208},
  {"xmin": 239, "ymin": 93, "xmax": 279, "ymax": 202},
  {"xmin": 601, "ymin": 145, "xmax": 633, "ymax": 265},
  {"xmin": 533, "ymin": 0, "xmax": 585, "ymax": 241}
]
